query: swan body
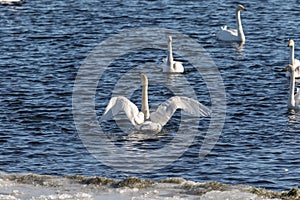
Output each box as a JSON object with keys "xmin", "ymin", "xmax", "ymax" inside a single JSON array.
[
  {"xmin": 101, "ymin": 73, "xmax": 210, "ymax": 133},
  {"xmin": 286, "ymin": 39, "xmax": 300, "ymax": 78},
  {"xmin": 163, "ymin": 36, "xmax": 184, "ymax": 73},
  {"xmin": 216, "ymin": 4, "xmax": 246, "ymax": 42},
  {"xmin": 286, "ymin": 64, "xmax": 300, "ymax": 110},
  {"xmin": 0, "ymin": 0, "xmax": 25, "ymax": 4}
]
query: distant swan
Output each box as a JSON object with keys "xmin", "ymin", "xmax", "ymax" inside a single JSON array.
[
  {"xmin": 216, "ymin": 4, "xmax": 246, "ymax": 42},
  {"xmin": 0, "ymin": 0, "xmax": 25, "ymax": 4},
  {"xmin": 163, "ymin": 36, "xmax": 184, "ymax": 73},
  {"xmin": 285, "ymin": 64, "xmax": 300, "ymax": 110},
  {"xmin": 287, "ymin": 39, "xmax": 300, "ymax": 78},
  {"xmin": 100, "ymin": 73, "xmax": 210, "ymax": 133}
]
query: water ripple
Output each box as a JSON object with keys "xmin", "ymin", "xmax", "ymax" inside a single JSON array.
[{"xmin": 0, "ymin": 0, "xmax": 300, "ymax": 191}]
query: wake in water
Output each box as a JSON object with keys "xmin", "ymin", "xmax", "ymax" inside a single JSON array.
[{"xmin": 0, "ymin": 171, "xmax": 298, "ymax": 200}]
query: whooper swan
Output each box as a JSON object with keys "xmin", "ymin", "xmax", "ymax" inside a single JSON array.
[
  {"xmin": 163, "ymin": 36, "xmax": 184, "ymax": 73},
  {"xmin": 101, "ymin": 73, "xmax": 210, "ymax": 133},
  {"xmin": 216, "ymin": 4, "xmax": 246, "ymax": 42}
]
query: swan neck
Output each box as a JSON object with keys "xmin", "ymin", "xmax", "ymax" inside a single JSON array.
[
  {"xmin": 288, "ymin": 69, "xmax": 296, "ymax": 108},
  {"xmin": 290, "ymin": 45, "xmax": 295, "ymax": 65},
  {"xmin": 236, "ymin": 9, "xmax": 245, "ymax": 41},
  {"xmin": 168, "ymin": 39, "xmax": 173, "ymax": 65},
  {"xmin": 142, "ymin": 78, "xmax": 150, "ymax": 120}
]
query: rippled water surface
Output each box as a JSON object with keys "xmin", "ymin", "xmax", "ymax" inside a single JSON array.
[{"xmin": 1, "ymin": 0, "xmax": 300, "ymax": 191}]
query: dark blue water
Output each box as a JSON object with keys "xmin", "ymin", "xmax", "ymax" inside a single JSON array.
[{"xmin": 1, "ymin": 0, "xmax": 300, "ymax": 191}]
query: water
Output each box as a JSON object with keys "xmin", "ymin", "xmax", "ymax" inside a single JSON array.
[{"xmin": 1, "ymin": 0, "xmax": 300, "ymax": 196}]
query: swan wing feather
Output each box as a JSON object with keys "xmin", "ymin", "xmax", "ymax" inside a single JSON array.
[
  {"xmin": 294, "ymin": 59, "xmax": 300, "ymax": 68},
  {"xmin": 100, "ymin": 96, "xmax": 144, "ymax": 126},
  {"xmin": 228, "ymin": 29, "xmax": 237, "ymax": 34},
  {"xmin": 150, "ymin": 96, "xmax": 210, "ymax": 127}
]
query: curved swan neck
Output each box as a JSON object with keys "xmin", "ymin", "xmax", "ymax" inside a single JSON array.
[
  {"xmin": 141, "ymin": 76, "xmax": 150, "ymax": 120},
  {"xmin": 288, "ymin": 67, "xmax": 296, "ymax": 108},
  {"xmin": 236, "ymin": 9, "xmax": 245, "ymax": 41}
]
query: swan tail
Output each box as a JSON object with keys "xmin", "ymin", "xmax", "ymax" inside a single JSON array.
[
  {"xmin": 150, "ymin": 96, "xmax": 210, "ymax": 127},
  {"xmin": 220, "ymin": 25, "xmax": 227, "ymax": 30}
]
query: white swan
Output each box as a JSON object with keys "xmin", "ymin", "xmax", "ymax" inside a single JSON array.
[
  {"xmin": 0, "ymin": 0, "xmax": 25, "ymax": 4},
  {"xmin": 100, "ymin": 73, "xmax": 210, "ymax": 133},
  {"xmin": 216, "ymin": 4, "xmax": 246, "ymax": 42},
  {"xmin": 163, "ymin": 36, "xmax": 184, "ymax": 73},
  {"xmin": 287, "ymin": 39, "xmax": 300, "ymax": 78},
  {"xmin": 285, "ymin": 64, "xmax": 300, "ymax": 110}
]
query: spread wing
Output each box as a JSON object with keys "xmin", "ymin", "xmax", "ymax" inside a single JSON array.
[
  {"xmin": 150, "ymin": 96, "xmax": 211, "ymax": 127},
  {"xmin": 100, "ymin": 96, "xmax": 144, "ymax": 126}
]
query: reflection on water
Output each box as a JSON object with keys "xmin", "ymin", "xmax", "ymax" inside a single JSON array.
[
  {"xmin": 232, "ymin": 42, "xmax": 245, "ymax": 54},
  {"xmin": 287, "ymin": 110, "xmax": 300, "ymax": 125}
]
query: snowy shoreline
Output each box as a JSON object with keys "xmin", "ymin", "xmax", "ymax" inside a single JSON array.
[{"xmin": 0, "ymin": 171, "xmax": 298, "ymax": 200}]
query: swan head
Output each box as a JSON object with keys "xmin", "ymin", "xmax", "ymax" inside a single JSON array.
[
  {"xmin": 236, "ymin": 4, "xmax": 246, "ymax": 11},
  {"xmin": 139, "ymin": 73, "xmax": 148, "ymax": 86},
  {"xmin": 168, "ymin": 36, "xmax": 172, "ymax": 42},
  {"xmin": 288, "ymin": 39, "xmax": 295, "ymax": 47}
]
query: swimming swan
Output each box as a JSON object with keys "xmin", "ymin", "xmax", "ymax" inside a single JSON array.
[
  {"xmin": 100, "ymin": 73, "xmax": 210, "ymax": 133},
  {"xmin": 287, "ymin": 39, "xmax": 300, "ymax": 78},
  {"xmin": 0, "ymin": 0, "xmax": 25, "ymax": 4},
  {"xmin": 285, "ymin": 64, "xmax": 300, "ymax": 110},
  {"xmin": 163, "ymin": 36, "xmax": 184, "ymax": 73},
  {"xmin": 216, "ymin": 4, "xmax": 246, "ymax": 42}
]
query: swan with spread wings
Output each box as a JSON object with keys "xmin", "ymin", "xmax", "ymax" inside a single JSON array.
[{"xmin": 100, "ymin": 73, "xmax": 210, "ymax": 133}]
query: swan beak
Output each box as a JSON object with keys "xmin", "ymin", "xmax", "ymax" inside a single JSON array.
[
  {"xmin": 283, "ymin": 66, "xmax": 289, "ymax": 72},
  {"xmin": 283, "ymin": 65, "xmax": 293, "ymax": 72},
  {"xmin": 240, "ymin": 5, "xmax": 246, "ymax": 11},
  {"xmin": 288, "ymin": 39, "xmax": 294, "ymax": 47},
  {"xmin": 139, "ymin": 73, "xmax": 148, "ymax": 84}
]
